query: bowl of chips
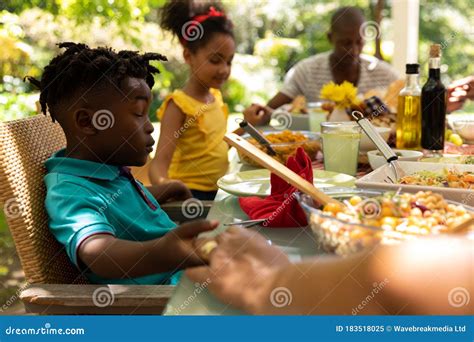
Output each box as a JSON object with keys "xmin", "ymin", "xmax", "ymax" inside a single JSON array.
[{"xmin": 239, "ymin": 130, "xmax": 321, "ymax": 167}]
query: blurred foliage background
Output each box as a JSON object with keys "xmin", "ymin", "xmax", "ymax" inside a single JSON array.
[{"xmin": 1, "ymin": 0, "xmax": 474, "ymax": 122}]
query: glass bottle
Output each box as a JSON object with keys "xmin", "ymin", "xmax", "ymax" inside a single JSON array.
[
  {"xmin": 421, "ymin": 44, "xmax": 447, "ymax": 154},
  {"xmin": 396, "ymin": 63, "xmax": 421, "ymax": 149}
]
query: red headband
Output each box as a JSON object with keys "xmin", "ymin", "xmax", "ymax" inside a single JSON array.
[
  {"xmin": 193, "ymin": 6, "xmax": 225, "ymax": 23},
  {"xmin": 180, "ymin": 7, "xmax": 227, "ymax": 45}
]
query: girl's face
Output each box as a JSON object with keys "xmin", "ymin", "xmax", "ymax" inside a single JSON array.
[{"xmin": 184, "ymin": 33, "xmax": 235, "ymax": 89}]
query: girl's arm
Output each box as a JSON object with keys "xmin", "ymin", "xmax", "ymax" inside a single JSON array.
[{"xmin": 149, "ymin": 100, "xmax": 186, "ymax": 185}]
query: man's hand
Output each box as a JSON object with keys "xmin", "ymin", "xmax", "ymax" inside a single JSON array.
[
  {"xmin": 243, "ymin": 103, "xmax": 272, "ymax": 126},
  {"xmin": 187, "ymin": 227, "xmax": 290, "ymax": 313},
  {"xmin": 447, "ymin": 75, "xmax": 474, "ymax": 113}
]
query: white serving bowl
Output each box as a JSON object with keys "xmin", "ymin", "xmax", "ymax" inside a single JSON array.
[
  {"xmin": 452, "ymin": 120, "xmax": 474, "ymax": 144},
  {"xmin": 359, "ymin": 126, "xmax": 391, "ymax": 153},
  {"xmin": 367, "ymin": 149, "xmax": 424, "ymax": 169},
  {"xmin": 355, "ymin": 161, "xmax": 474, "ymax": 203}
]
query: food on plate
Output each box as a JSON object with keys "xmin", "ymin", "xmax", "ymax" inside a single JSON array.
[
  {"xmin": 310, "ymin": 191, "xmax": 473, "ymax": 255},
  {"xmin": 289, "ymin": 95, "xmax": 307, "ymax": 114},
  {"xmin": 449, "ymin": 134, "xmax": 463, "ymax": 146},
  {"xmin": 383, "ymin": 79, "xmax": 405, "ymax": 112},
  {"xmin": 369, "ymin": 113, "xmax": 397, "ymax": 132},
  {"xmin": 423, "ymin": 156, "xmax": 474, "ymax": 165},
  {"xmin": 444, "ymin": 142, "xmax": 474, "ymax": 155},
  {"xmin": 399, "ymin": 169, "xmax": 474, "ymax": 189},
  {"xmin": 445, "ymin": 128, "xmax": 464, "ymax": 146},
  {"xmin": 241, "ymin": 130, "xmax": 320, "ymax": 166}
]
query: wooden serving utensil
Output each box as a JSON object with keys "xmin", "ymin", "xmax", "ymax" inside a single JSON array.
[
  {"xmin": 450, "ymin": 217, "xmax": 474, "ymax": 234},
  {"xmin": 224, "ymin": 133, "xmax": 342, "ymax": 206}
]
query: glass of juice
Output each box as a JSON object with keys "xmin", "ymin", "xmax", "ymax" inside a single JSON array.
[
  {"xmin": 321, "ymin": 122, "xmax": 361, "ymax": 176},
  {"xmin": 307, "ymin": 102, "xmax": 328, "ymax": 133}
]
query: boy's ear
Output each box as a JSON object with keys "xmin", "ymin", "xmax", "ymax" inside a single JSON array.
[{"xmin": 73, "ymin": 108, "xmax": 98, "ymax": 135}]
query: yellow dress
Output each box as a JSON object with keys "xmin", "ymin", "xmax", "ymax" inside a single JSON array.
[{"xmin": 157, "ymin": 89, "xmax": 229, "ymax": 191}]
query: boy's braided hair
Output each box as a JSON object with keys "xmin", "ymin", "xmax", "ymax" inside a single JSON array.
[{"xmin": 26, "ymin": 42, "xmax": 167, "ymax": 122}]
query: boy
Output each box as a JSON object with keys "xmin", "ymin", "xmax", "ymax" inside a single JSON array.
[{"xmin": 27, "ymin": 42, "xmax": 218, "ymax": 284}]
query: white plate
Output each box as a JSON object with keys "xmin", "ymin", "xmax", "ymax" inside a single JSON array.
[
  {"xmin": 217, "ymin": 168, "xmax": 355, "ymax": 197},
  {"xmin": 355, "ymin": 161, "xmax": 474, "ymax": 204}
]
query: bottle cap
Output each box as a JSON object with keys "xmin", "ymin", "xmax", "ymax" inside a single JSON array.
[{"xmin": 405, "ymin": 63, "xmax": 420, "ymax": 74}]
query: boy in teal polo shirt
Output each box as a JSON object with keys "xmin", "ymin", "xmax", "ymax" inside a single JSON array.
[{"xmin": 27, "ymin": 42, "xmax": 218, "ymax": 284}]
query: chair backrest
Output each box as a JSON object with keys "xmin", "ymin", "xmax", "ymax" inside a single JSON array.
[{"xmin": 0, "ymin": 115, "xmax": 88, "ymax": 284}]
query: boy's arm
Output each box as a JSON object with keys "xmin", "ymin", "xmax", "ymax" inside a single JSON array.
[{"xmin": 78, "ymin": 220, "xmax": 218, "ymax": 279}]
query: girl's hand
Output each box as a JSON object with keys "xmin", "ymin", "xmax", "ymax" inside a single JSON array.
[
  {"xmin": 163, "ymin": 179, "xmax": 193, "ymax": 201},
  {"xmin": 187, "ymin": 227, "xmax": 290, "ymax": 313},
  {"xmin": 146, "ymin": 180, "xmax": 192, "ymax": 203}
]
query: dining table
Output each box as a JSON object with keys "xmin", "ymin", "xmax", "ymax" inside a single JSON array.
[
  {"xmin": 163, "ymin": 116, "xmax": 474, "ymax": 315},
  {"xmin": 163, "ymin": 145, "xmax": 371, "ymax": 316}
]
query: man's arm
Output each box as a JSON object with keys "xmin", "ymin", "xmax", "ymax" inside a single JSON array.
[
  {"xmin": 242, "ymin": 92, "xmax": 294, "ymax": 127},
  {"xmin": 188, "ymin": 228, "xmax": 473, "ymax": 315}
]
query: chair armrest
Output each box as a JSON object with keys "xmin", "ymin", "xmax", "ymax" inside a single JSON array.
[
  {"xmin": 160, "ymin": 201, "xmax": 213, "ymax": 222},
  {"xmin": 20, "ymin": 284, "xmax": 174, "ymax": 315}
]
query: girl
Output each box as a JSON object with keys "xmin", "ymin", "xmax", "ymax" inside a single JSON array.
[{"xmin": 149, "ymin": 0, "xmax": 256, "ymax": 200}]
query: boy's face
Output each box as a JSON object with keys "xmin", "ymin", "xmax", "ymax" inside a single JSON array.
[
  {"xmin": 74, "ymin": 77, "xmax": 155, "ymax": 166},
  {"xmin": 185, "ymin": 33, "xmax": 235, "ymax": 89}
]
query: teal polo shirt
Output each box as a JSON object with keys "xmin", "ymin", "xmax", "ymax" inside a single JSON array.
[{"xmin": 44, "ymin": 149, "xmax": 181, "ymax": 285}]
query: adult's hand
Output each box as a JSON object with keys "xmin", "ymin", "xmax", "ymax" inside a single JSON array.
[
  {"xmin": 243, "ymin": 103, "xmax": 272, "ymax": 126},
  {"xmin": 447, "ymin": 75, "xmax": 474, "ymax": 113},
  {"xmin": 161, "ymin": 220, "xmax": 220, "ymax": 268},
  {"xmin": 187, "ymin": 227, "xmax": 290, "ymax": 313}
]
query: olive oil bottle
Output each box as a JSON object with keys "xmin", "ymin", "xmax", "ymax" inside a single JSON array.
[{"xmin": 396, "ymin": 64, "xmax": 422, "ymax": 149}]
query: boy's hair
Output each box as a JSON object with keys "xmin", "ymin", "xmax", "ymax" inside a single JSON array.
[
  {"xmin": 26, "ymin": 42, "xmax": 167, "ymax": 123},
  {"xmin": 160, "ymin": 0, "xmax": 234, "ymax": 52}
]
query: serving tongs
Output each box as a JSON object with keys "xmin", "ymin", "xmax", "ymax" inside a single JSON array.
[
  {"xmin": 238, "ymin": 120, "xmax": 277, "ymax": 156},
  {"xmin": 352, "ymin": 111, "xmax": 406, "ymax": 183}
]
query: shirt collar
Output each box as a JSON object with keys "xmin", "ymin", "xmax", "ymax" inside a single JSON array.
[{"xmin": 45, "ymin": 149, "xmax": 122, "ymax": 181}]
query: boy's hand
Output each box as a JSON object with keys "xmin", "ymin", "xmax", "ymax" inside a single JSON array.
[
  {"xmin": 147, "ymin": 180, "xmax": 192, "ymax": 203},
  {"xmin": 161, "ymin": 220, "xmax": 219, "ymax": 268}
]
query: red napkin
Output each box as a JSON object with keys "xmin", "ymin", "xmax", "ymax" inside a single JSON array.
[{"xmin": 239, "ymin": 147, "xmax": 313, "ymax": 228}]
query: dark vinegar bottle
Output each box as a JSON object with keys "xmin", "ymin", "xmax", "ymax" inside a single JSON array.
[{"xmin": 421, "ymin": 44, "xmax": 446, "ymax": 154}]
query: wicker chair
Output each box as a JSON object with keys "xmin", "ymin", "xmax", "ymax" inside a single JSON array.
[{"xmin": 0, "ymin": 114, "xmax": 211, "ymax": 314}]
